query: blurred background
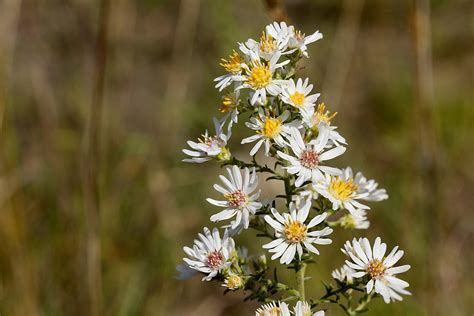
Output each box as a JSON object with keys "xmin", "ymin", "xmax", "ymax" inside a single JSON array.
[{"xmin": 0, "ymin": 0, "xmax": 472, "ymax": 315}]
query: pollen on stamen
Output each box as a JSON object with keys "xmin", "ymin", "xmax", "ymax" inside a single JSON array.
[
  {"xmin": 207, "ymin": 251, "xmax": 224, "ymax": 269},
  {"xmin": 225, "ymin": 190, "xmax": 248, "ymax": 208},
  {"xmin": 367, "ymin": 259, "xmax": 386, "ymax": 279},
  {"xmin": 289, "ymin": 91, "xmax": 305, "ymax": 107},
  {"xmin": 284, "ymin": 220, "xmax": 307, "ymax": 243},
  {"xmin": 329, "ymin": 177, "xmax": 357, "ymax": 201},
  {"xmin": 260, "ymin": 117, "xmax": 282, "ymax": 139},
  {"xmin": 299, "ymin": 149, "xmax": 319, "ymax": 168},
  {"xmin": 246, "ymin": 61, "xmax": 271, "ymax": 89}
]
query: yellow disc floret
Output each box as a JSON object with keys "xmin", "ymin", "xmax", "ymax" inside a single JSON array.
[
  {"xmin": 246, "ymin": 61, "xmax": 272, "ymax": 89},
  {"xmin": 224, "ymin": 274, "xmax": 243, "ymax": 290},
  {"xmin": 260, "ymin": 117, "xmax": 282, "ymax": 139},
  {"xmin": 289, "ymin": 91, "xmax": 306, "ymax": 107},
  {"xmin": 284, "ymin": 220, "xmax": 307, "ymax": 243},
  {"xmin": 220, "ymin": 50, "xmax": 244, "ymax": 74},
  {"xmin": 367, "ymin": 259, "xmax": 386, "ymax": 279},
  {"xmin": 329, "ymin": 177, "xmax": 358, "ymax": 201}
]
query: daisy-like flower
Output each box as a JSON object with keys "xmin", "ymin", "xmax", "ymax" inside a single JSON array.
[
  {"xmin": 241, "ymin": 109, "xmax": 290, "ymax": 156},
  {"xmin": 336, "ymin": 208, "xmax": 370, "ymax": 230},
  {"xmin": 345, "ymin": 167, "xmax": 389, "ymax": 202},
  {"xmin": 236, "ymin": 52, "xmax": 289, "ymax": 105},
  {"xmin": 281, "ymin": 78, "xmax": 320, "ymax": 116},
  {"xmin": 332, "ymin": 265, "xmax": 354, "ymax": 284},
  {"xmin": 207, "ymin": 166, "xmax": 262, "ymax": 230},
  {"xmin": 343, "ymin": 237, "xmax": 411, "ymax": 303},
  {"xmin": 265, "ymin": 21, "xmax": 294, "ymax": 52},
  {"xmin": 277, "ymin": 127, "xmax": 346, "ymax": 187},
  {"xmin": 183, "ymin": 117, "xmax": 232, "ymax": 163},
  {"xmin": 294, "ymin": 301, "xmax": 325, "ymax": 316},
  {"xmin": 181, "ymin": 227, "xmax": 235, "ymax": 281},
  {"xmin": 314, "ymin": 172, "xmax": 370, "ymax": 214},
  {"xmin": 263, "ymin": 199, "xmax": 333, "ymax": 264},
  {"xmin": 302, "ymin": 103, "xmax": 346, "ymax": 146},
  {"xmin": 256, "ymin": 301, "xmax": 290, "ymax": 316},
  {"xmin": 288, "ymin": 28, "xmax": 323, "ymax": 57},
  {"xmin": 215, "ymin": 50, "xmax": 246, "ymax": 91}
]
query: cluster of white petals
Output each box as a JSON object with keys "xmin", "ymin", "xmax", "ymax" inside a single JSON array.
[{"xmin": 179, "ymin": 21, "xmax": 411, "ymax": 312}]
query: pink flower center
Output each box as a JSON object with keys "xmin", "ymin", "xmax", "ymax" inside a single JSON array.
[
  {"xmin": 207, "ymin": 251, "xmax": 224, "ymax": 269},
  {"xmin": 225, "ymin": 190, "xmax": 248, "ymax": 208},
  {"xmin": 299, "ymin": 149, "xmax": 319, "ymax": 168}
]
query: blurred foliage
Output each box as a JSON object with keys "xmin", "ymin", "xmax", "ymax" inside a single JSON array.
[{"xmin": 0, "ymin": 0, "xmax": 472, "ymax": 315}]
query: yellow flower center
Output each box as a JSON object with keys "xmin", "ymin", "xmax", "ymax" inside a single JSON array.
[
  {"xmin": 329, "ymin": 177, "xmax": 358, "ymax": 201},
  {"xmin": 220, "ymin": 50, "xmax": 244, "ymax": 74},
  {"xmin": 260, "ymin": 31, "xmax": 277, "ymax": 54},
  {"xmin": 260, "ymin": 117, "xmax": 282, "ymax": 139},
  {"xmin": 224, "ymin": 190, "xmax": 248, "ymax": 208},
  {"xmin": 367, "ymin": 259, "xmax": 386, "ymax": 279},
  {"xmin": 289, "ymin": 91, "xmax": 305, "ymax": 106},
  {"xmin": 284, "ymin": 220, "xmax": 307, "ymax": 243},
  {"xmin": 225, "ymin": 274, "xmax": 243, "ymax": 290},
  {"xmin": 313, "ymin": 102, "xmax": 337, "ymax": 126},
  {"xmin": 246, "ymin": 62, "xmax": 272, "ymax": 89}
]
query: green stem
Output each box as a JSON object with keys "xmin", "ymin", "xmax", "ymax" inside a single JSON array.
[{"xmin": 296, "ymin": 262, "xmax": 307, "ymax": 300}]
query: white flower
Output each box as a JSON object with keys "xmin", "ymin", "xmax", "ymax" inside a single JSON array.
[
  {"xmin": 256, "ymin": 301, "xmax": 290, "ymax": 316},
  {"xmin": 346, "ymin": 167, "xmax": 389, "ymax": 202},
  {"xmin": 277, "ymin": 127, "xmax": 346, "ymax": 187},
  {"xmin": 181, "ymin": 227, "xmax": 235, "ymax": 281},
  {"xmin": 314, "ymin": 172, "xmax": 370, "ymax": 214},
  {"xmin": 294, "ymin": 301, "xmax": 325, "ymax": 316},
  {"xmin": 288, "ymin": 28, "xmax": 323, "ymax": 57},
  {"xmin": 207, "ymin": 166, "xmax": 262, "ymax": 230},
  {"xmin": 281, "ymin": 78, "xmax": 320, "ymax": 116},
  {"xmin": 263, "ymin": 199, "xmax": 333, "ymax": 264},
  {"xmin": 183, "ymin": 117, "xmax": 232, "ymax": 163},
  {"xmin": 236, "ymin": 52, "xmax": 289, "ymax": 105},
  {"xmin": 332, "ymin": 265, "xmax": 354, "ymax": 283},
  {"xmin": 214, "ymin": 50, "xmax": 247, "ymax": 91},
  {"xmin": 343, "ymin": 237, "xmax": 411, "ymax": 303},
  {"xmin": 302, "ymin": 103, "xmax": 346, "ymax": 146},
  {"xmin": 241, "ymin": 109, "xmax": 291, "ymax": 156},
  {"xmin": 265, "ymin": 21, "xmax": 294, "ymax": 52},
  {"xmin": 336, "ymin": 209, "xmax": 370, "ymax": 230}
]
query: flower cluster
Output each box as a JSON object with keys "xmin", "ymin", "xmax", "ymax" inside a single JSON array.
[{"xmin": 179, "ymin": 22, "xmax": 410, "ymax": 314}]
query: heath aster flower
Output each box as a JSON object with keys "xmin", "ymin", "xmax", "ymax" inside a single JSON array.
[
  {"xmin": 183, "ymin": 117, "xmax": 232, "ymax": 163},
  {"xmin": 263, "ymin": 199, "xmax": 333, "ymax": 264},
  {"xmin": 281, "ymin": 78, "xmax": 320, "ymax": 116},
  {"xmin": 236, "ymin": 52, "xmax": 289, "ymax": 105},
  {"xmin": 278, "ymin": 127, "xmax": 346, "ymax": 187},
  {"xmin": 314, "ymin": 173, "xmax": 370, "ymax": 215},
  {"xmin": 343, "ymin": 237, "xmax": 411, "ymax": 303},
  {"xmin": 207, "ymin": 166, "xmax": 262, "ymax": 230},
  {"xmin": 241, "ymin": 109, "xmax": 291, "ymax": 156},
  {"xmin": 182, "ymin": 227, "xmax": 235, "ymax": 281}
]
